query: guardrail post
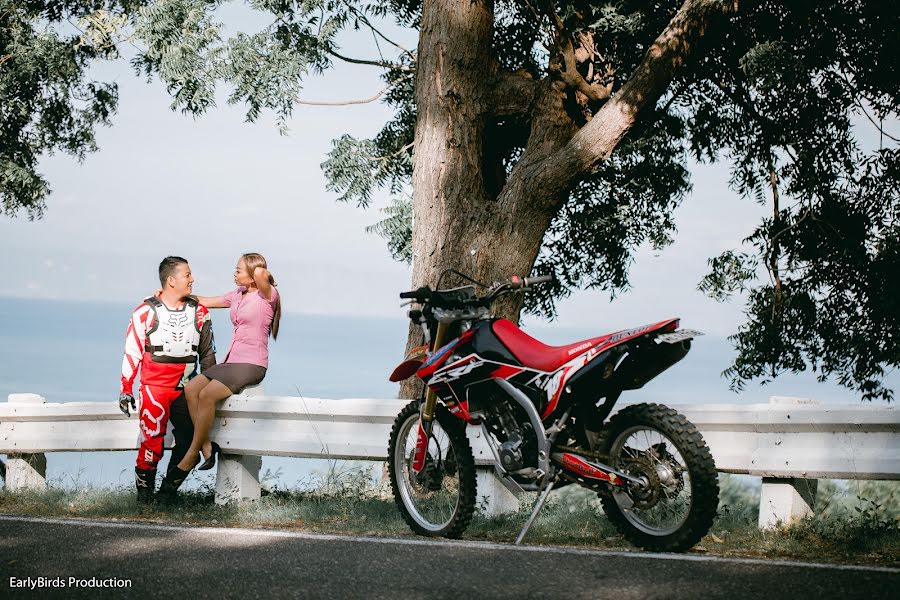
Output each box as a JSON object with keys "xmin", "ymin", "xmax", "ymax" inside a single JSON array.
[
  {"xmin": 475, "ymin": 468, "xmax": 520, "ymax": 516},
  {"xmin": 214, "ymin": 385, "xmax": 263, "ymax": 504},
  {"xmin": 215, "ymin": 454, "xmax": 262, "ymax": 505},
  {"xmin": 758, "ymin": 477, "xmax": 818, "ymax": 528},
  {"xmin": 756, "ymin": 396, "xmax": 821, "ymax": 529},
  {"xmin": 6, "ymin": 453, "xmax": 48, "ymax": 491},
  {"xmin": 4, "ymin": 394, "xmax": 49, "ymax": 491}
]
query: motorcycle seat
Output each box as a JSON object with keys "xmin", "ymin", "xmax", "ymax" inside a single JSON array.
[
  {"xmin": 491, "ymin": 319, "xmax": 611, "ymax": 373},
  {"xmin": 491, "ymin": 317, "xmax": 680, "ymax": 373}
]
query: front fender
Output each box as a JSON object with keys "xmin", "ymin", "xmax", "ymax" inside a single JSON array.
[{"xmin": 389, "ymin": 345, "xmax": 428, "ymax": 382}]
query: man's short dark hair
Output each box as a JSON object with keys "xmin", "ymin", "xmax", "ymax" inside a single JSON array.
[{"xmin": 159, "ymin": 256, "xmax": 188, "ymax": 288}]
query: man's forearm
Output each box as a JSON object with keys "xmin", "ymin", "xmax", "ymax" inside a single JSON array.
[{"xmin": 121, "ymin": 307, "xmax": 149, "ymax": 393}]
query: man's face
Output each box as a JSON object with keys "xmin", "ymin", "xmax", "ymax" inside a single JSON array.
[{"xmin": 168, "ymin": 263, "xmax": 194, "ymax": 297}]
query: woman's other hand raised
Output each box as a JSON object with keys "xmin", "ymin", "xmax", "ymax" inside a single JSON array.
[{"xmin": 252, "ymin": 266, "xmax": 275, "ymax": 300}]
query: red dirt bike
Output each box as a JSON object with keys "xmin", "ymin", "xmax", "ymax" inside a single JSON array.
[{"xmin": 388, "ymin": 272, "xmax": 719, "ymax": 551}]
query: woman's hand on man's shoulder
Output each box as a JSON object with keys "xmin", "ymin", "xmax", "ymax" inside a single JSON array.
[{"xmin": 197, "ymin": 295, "xmax": 229, "ymax": 309}]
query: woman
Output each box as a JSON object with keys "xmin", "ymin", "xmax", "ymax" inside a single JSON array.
[{"xmin": 174, "ymin": 252, "xmax": 281, "ymax": 474}]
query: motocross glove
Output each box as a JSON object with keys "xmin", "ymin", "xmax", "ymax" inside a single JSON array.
[{"xmin": 118, "ymin": 393, "xmax": 136, "ymax": 417}]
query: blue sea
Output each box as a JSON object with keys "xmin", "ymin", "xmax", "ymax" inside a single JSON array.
[{"xmin": 0, "ymin": 297, "xmax": 891, "ymax": 489}]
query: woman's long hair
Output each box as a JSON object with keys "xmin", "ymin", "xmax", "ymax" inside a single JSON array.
[{"xmin": 241, "ymin": 252, "xmax": 281, "ymax": 340}]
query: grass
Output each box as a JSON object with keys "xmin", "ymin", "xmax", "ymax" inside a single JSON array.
[
  {"xmin": 1, "ymin": 468, "xmax": 898, "ymax": 567},
  {"xmin": 705, "ymin": 477, "xmax": 900, "ymax": 565}
]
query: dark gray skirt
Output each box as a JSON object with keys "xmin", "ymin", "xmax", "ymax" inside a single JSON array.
[{"xmin": 202, "ymin": 363, "xmax": 266, "ymax": 394}]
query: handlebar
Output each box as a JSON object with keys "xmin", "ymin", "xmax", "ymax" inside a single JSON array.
[
  {"xmin": 512, "ymin": 274, "xmax": 553, "ymax": 289},
  {"xmin": 490, "ymin": 274, "xmax": 553, "ymax": 296},
  {"xmin": 400, "ymin": 274, "xmax": 552, "ymax": 308},
  {"xmin": 399, "ymin": 286, "xmax": 432, "ymax": 301}
]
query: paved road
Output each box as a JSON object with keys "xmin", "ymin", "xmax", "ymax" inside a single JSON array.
[{"xmin": 1, "ymin": 515, "xmax": 897, "ymax": 599}]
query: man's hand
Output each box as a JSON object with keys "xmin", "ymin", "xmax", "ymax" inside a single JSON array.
[{"xmin": 118, "ymin": 393, "xmax": 136, "ymax": 417}]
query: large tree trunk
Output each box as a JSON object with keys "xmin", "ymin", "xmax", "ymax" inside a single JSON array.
[
  {"xmin": 402, "ymin": 0, "xmax": 534, "ymax": 398},
  {"xmin": 401, "ymin": 1, "xmax": 563, "ymax": 398},
  {"xmin": 409, "ymin": 0, "xmax": 495, "ymax": 290},
  {"xmin": 399, "ymin": 0, "xmax": 734, "ymax": 398}
]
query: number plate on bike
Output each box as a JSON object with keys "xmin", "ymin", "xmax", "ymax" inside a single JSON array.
[{"xmin": 654, "ymin": 329, "xmax": 704, "ymax": 344}]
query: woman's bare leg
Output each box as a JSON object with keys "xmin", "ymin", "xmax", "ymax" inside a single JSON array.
[
  {"xmin": 183, "ymin": 376, "xmax": 208, "ymax": 422},
  {"xmin": 176, "ymin": 379, "xmax": 232, "ymax": 471},
  {"xmin": 182, "ymin": 376, "xmax": 209, "ymax": 463}
]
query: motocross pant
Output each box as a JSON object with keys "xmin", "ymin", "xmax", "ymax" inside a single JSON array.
[{"xmin": 136, "ymin": 384, "xmax": 183, "ymax": 471}]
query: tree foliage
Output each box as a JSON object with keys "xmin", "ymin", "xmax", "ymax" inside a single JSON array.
[
  {"xmin": 1, "ymin": 0, "xmax": 897, "ymax": 400},
  {"xmin": 0, "ymin": 0, "xmax": 122, "ymax": 218},
  {"xmin": 685, "ymin": 1, "xmax": 900, "ymax": 400}
]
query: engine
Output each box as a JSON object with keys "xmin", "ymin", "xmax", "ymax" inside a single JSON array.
[{"xmin": 485, "ymin": 400, "xmax": 536, "ymax": 473}]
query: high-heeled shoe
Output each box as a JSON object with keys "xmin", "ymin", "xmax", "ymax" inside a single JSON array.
[{"xmin": 197, "ymin": 441, "xmax": 221, "ymax": 471}]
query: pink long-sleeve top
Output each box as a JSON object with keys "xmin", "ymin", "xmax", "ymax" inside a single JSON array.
[{"xmin": 221, "ymin": 286, "xmax": 279, "ymax": 368}]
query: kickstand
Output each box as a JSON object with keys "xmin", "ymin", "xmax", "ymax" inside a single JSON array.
[{"xmin": 514, "ymin": 475, "xmax": 557, "ymax": 545}]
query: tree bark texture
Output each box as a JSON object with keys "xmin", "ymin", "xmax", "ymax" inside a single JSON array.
[{"xmin": 399, "ymin": 0, "xmax": 733, "ymax": 398}]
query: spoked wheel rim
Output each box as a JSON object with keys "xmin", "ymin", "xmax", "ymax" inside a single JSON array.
[
  {"xmin": 393, "ymin": 412, "xmax": 463, "ymax": 533},
  {"xmin": 608, "ymin": 425, "xmax": 693, "ymax": 537}
]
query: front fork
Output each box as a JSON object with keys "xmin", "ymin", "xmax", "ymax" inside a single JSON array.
[{"xmin": 413, "ymin": 321, "xmax": 448, "ymax": 474}]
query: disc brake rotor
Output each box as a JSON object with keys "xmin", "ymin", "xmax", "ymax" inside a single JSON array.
[
  {"xmin": 407, "ymin": 448, "xmax": 456, "ymax": 499},
  {"xmin": 420, "ymin": 462, "xmax": 443, "ymax": 491}
]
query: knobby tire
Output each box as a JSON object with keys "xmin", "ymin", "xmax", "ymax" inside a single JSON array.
[
  {"xmin": 388, "ymin": 400, "xmax": 477, "ymax": 539},
  {"xmin": 599, "ymin": 402, "xmax": 719, "ymax": 552}
]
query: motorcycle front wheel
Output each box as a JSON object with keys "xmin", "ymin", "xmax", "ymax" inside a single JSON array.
[
  {"xmin": 599, "ymin": 403, "xmax": 719, "ymax": 552},
  {"xmin": 388, "ymin": 400, "xmax": 477, "ymax": 538}
]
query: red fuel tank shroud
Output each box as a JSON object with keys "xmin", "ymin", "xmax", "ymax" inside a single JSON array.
[{"xmin": 416, "ymin": 330, "xmax": 474, "ymax": 381}]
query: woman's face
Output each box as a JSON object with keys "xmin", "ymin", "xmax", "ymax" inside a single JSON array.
[{"xmin": 234, "ymin": 259, "xmax": 253, "ymax": 287}]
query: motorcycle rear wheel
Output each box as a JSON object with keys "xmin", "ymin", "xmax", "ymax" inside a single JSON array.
[
  {"xmin": 599, "ymin": 402, "xmax": 719, "ymax": 552},
  {"xmin": 388, "ymin": 400, "xmax": 477, "ymax": 538}
]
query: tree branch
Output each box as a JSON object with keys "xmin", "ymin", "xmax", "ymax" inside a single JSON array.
[
  {"xmin": 296, "ymin": 74, "xmax": 412, "ymax": 106},
  {"xmin": 368, "ymin": 141, "xmax": 414, "ymax": 162},
  {"xmin": 766, "ymin": 152, "xmax": 783, "ymax": 318},
  {"xmin": 834, "ymin": 70, "xmax": 900, "ymax": 144},
  {"xmin": 338, "ymin": 0, "xmax": 415, "ymax": 62},
  {"xmin": 852, "ymin": 96, "xmax": 900, "ymax": 144},
  {"xmin": 0, "ymin": 54, "xmax": 12, "ymax": 68},
  {"xmin": 489, "ymin": 69, "xmax": 540, "ymax": 116},
  {"xmin": 326, "ymin": 48, "xmax": 413, "ymax": 71},
  {"xmin": 526, "ymin": 0, "xmax": 738, "ymax": 201},
  {"xmin": 858, "ymin": 105, "xmax": 899, "ymax": 144},
  {"xmin": 545, "ymin": 6, "xmax": 612, "ymax": 103}
]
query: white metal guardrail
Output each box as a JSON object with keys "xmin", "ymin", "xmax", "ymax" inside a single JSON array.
[{"xmin": 1, "ymin": 391, "xmax": 897, "ymax": 528}]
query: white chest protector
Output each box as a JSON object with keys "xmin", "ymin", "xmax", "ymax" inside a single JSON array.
[{"xmin": 145, "ymin": 297, "xmax": 201, "ymax": 364}]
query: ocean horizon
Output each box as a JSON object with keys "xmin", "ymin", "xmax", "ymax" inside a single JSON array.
[{"xmin": 2, "ymin": 297, "xmax": 892, "ymax": 489}]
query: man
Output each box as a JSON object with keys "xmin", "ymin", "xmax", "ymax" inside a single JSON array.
[{"xmin": 118, "ymin": 256, "xmax": 215, "ymax": 504}]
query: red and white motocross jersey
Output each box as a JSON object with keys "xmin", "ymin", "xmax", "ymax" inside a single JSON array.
[{"xmin": 120, "ymin": 297, "xmax": 214, "ymax": 394}]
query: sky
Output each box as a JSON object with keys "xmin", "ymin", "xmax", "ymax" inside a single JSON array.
[{"xmin": 0, "ymin": 6, "xmax": 783, "ymax": 340}]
